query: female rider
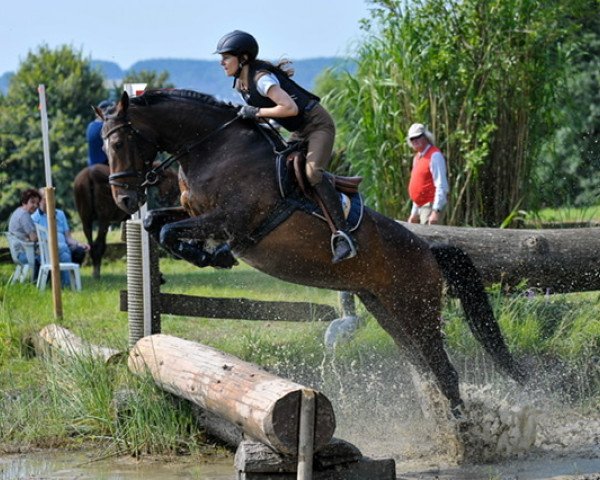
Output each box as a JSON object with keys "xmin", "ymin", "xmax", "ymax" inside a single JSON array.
[{"xmin": 214, "ymin": 30, "xmax": 357, "ymax": 263}]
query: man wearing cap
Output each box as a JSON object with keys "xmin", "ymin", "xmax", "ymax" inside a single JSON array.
[
  {"xmin": 406, "ymin": 123, "xmax": 449, "ymax": 225},
  {"xmin": 86, "ymin": 100, "xmax": 114, "ymax": 167}
]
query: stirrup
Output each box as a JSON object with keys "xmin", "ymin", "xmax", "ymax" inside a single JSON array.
[{"xmin": 330, "ymin": 230, "xmax": 357, "ymax": 263}]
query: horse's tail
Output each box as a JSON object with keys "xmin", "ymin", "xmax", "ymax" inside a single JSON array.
[{"xmin": 430, "ymin": 243, "xmax": 528, "ymax": 385}]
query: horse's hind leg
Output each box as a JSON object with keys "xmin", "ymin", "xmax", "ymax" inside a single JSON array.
[{"xmin": 358, "ymin": 290, "xmax": 462, "ymax": 417}]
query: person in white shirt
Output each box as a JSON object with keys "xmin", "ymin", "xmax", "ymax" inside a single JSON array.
[{"xmin": 406, "ymin": 123, "xmax": 449, "ymax": 225}]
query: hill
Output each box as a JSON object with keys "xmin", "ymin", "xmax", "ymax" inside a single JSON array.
[{"xmin": 0, "ymin": 58, "xmax": 353, "ymax": 101}]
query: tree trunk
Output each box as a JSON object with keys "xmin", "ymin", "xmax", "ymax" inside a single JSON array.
[
  {"xmin": 31, "ymin": 324, "xmax": 123, "ymax": 364},
  {"xmin": 128, "ymin": 334, "xmax": 335, "ymax": 455},
  {"xmin": 400, "ymin": 223, "xmax": 600, "ymax": 293}
]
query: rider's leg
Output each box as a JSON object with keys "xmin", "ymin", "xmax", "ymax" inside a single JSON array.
[
  {"xmin": 312, "ymin": 179, "xmax": 357, "ymax": 263},
  {"xmin": 303, "ymin": 107, "xmax": 357, "ymax": 263}
]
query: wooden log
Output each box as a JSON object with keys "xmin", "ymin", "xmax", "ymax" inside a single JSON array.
[
  {"xmin": 401, "ymin": 223, "xmax": 600, "ymax": 293},
  {"xmin": 32, "ymin": 323, "xmax": 123, "ymax": 364},
  {"xmin": 235, "ymin": 440, "xmax": 396, "ymax": 480},
  {"xmin": 128, "ymin": 334, "xmax": 336, "ymax": 455},
  {"xmin": 120, "ymin": 291, "xmax": 337, "ymax": 322}
]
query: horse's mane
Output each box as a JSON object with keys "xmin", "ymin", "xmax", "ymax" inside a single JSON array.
[{"xmin": 131, "ymin": 89, "xmax": 236, "ymax": 111}]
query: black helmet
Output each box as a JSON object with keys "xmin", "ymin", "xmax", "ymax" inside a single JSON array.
[{"xmin": 214, "ymin": 30, "xmax": 259, "ymax": 60}]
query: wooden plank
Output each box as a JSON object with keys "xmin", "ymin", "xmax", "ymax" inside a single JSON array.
[
  {"xmin": 128, "ymin": 334, "xmax": 336, "ymax": 455},
  {"xmin": 120, "ymin": 291, "xmax": 337, "ymax": 322}
]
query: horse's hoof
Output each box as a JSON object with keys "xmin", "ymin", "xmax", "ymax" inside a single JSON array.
[
  {"xmin": 210, "ymin": 244, "xmax": 238, "ymax": 269},
  {"xmin": 451, "ymin": 400, "xmax": 465, "ymax": 420}
]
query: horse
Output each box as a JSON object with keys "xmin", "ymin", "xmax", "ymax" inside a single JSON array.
[
  {"xmin": 98, "ymin": 89, "xmax": 526, "ymax": 419},
  {"xmin": 73, "ymin": 162, "xmax": 180, "ymax": 278}
]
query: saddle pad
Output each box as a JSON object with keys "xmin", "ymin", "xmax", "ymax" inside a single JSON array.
[{"xmin": 276, "ymin": 154, "xmax": 365, "ymax": 232}]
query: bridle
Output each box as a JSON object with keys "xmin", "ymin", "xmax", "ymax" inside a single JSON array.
[{"xmin": 103, "ymin": 115, "xmax": 241, "ymax": 194}]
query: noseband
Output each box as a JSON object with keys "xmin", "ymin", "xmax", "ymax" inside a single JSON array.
[{"xmin": 103, "ymin": 116, "xmax": 240, "ymax": 194}]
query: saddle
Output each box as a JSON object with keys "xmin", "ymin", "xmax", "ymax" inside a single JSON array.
[
  {"xmin": 286, "ymin": 151, "xmax": 363, "ymax": 197},
  {"xmin": 274, "ymin": 148, "xmax": 365, "ymax": 233}
]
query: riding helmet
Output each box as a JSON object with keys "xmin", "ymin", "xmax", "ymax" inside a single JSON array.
[{"xmin": 214, "ymin": 30, "xmax": 259, "ymax": 60}]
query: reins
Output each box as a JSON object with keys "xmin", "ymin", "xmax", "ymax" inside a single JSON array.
[
  {"xmin": 104, "ymin": 115, "xmax": 241, "ymax": 191},
  {"xmin": 140, "ymin": 115, "xmax": 240, "ymax": 187}
]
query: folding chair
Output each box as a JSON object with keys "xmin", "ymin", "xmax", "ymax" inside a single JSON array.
[
  {"xmin": 4, "ymin": 232, "xmax": 37, "ymax": 284},
  {"xmin": 35, "ymin": 224, "xmax": 82, "ymax": 291}
]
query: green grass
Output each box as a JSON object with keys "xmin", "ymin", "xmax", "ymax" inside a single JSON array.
[
  {"xmin": 1, "ymin": 251, "xmax": 598, "ymax": 454},
  {"xmin": 525, "ymin": 203, "xmax": 600, "ymax": 226}
]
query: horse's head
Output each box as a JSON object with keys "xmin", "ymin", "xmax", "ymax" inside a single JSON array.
[{"xmin": 100, "ymin": 91, "xmax": 159, "ymax": 214}]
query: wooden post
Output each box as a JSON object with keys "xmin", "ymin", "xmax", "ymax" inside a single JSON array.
[
  {"xmin": 297, "ymin": 389, "xmax": 315, "ymax": 480},
  {"xmin": 38, "ymin": 84, "xmax": 62, "ymax": 318}
]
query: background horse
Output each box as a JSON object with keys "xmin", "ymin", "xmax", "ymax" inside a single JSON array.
[
  {"xmin": 99, "ymin": 89, "xmax": 526, "ymax": 420},
  {"xmin": 73, "ymin": 163, "xmax": 180, "ymax": 278}
]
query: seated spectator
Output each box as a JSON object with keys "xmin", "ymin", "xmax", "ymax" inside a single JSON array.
[
  {"xmin": 8, "ymin": 188, "xmax": 41, "ymax": 278},
  {"xmin": 31, "ymin": 188, "xmax": 90, "ymax": 287}
]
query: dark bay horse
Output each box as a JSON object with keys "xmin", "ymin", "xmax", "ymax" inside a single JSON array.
[
  {"xmin": 99, "ymin": 89, "xmax": 526, "ymax": 417},
  {"xmin": 73, "ymin": 162, "xmax": 180, "ymax": 278}
]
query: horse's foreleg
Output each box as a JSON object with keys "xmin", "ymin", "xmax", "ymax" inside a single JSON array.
[
  {"xmin": 144, "ymin": 206, "xmax": 189, "ymax": 244},
  {"xmin": 158, "ymin": 211, "xmax": 238, "ymax": 269}
]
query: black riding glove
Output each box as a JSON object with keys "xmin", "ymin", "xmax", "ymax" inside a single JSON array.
[{"xmin": 237, "ymin": 105, "xmax": 260, "ymax": 120}]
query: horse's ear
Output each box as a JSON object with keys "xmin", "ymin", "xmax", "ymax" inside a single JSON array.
[
  {"xmin": 92, "ymin": 105, "xmax": 104, "ymax": 120},
  {"xmin": 117, "ymin": 90, "xmax": 130, "ymax": 115}
]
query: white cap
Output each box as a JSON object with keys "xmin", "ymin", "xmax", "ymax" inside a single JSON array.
[{"xmin": 407, "ymin": 123, "xmax": 435, "ymax": 146}]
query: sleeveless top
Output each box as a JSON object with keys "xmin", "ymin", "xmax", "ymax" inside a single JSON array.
[{"xmin": 239, "ymin": 60, "xmax": 320, "ymax": 132}]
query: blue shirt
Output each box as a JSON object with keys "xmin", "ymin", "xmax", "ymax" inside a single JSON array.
[
  {"xmin": 86, "ymin": 120, "xmax": 108, "ymax": 166},
  {"xmin": 31, "ymin": 208, "xmax": 70, "ymax": 252}
]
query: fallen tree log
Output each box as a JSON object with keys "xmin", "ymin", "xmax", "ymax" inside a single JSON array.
[
  {"xmin": 128, "ymin": 334, "xmax": 335, "ymax": 455},
  {"xmin": 31, "ymin": 324, "xmax": 123, "ymax": 364},
  {"xmin": 400, "ymin": 223, "xmax": 600, "ymax": 293}
]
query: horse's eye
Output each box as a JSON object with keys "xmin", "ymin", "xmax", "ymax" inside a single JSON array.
[{"xmin": 114, "ymin": 141, "xmax": 123, "ymax": 150}]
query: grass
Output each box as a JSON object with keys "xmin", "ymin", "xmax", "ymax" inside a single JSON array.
[
  {"xmin": 524, "ymin": 203, "xmax": 600, "ymax": 226},
  {"xmin": 0, "ymin": 249, "xmax": 598, "ymax": 455}
]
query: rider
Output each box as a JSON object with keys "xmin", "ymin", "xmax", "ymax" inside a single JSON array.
[
  {"xmin": 214, "ymin": 30, "xmax": 357, "ymax": 263},
  {"xmin": 86, "ymin": 100, "xmax": 115, "ymax": 167}
]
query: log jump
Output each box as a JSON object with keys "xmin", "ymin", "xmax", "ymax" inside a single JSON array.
[
  {"xmin": 402, "ymin": 223, "xmax": 600, "ymax": 293},
  {"xmin": 128, "ymin": 334, "xmax": 396, "ymax": 479}
]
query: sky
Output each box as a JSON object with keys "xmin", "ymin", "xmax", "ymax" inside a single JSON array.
[{"xmin": 1, "ymin": 0, "xmax": 373, "ymax": 75}]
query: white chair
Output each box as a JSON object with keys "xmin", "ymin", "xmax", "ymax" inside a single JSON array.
[
  {"xmin": 4, "ymin": 231, "xmax": 37, "ymax": 284},
  {"xmin": 35, "ymin": 224, "xmax": 82, "ymax": 291}
]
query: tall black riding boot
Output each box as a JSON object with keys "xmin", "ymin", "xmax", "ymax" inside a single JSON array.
[{"xmin": 313, "ymin": 180, "xmax": 358, "ymax": 263}]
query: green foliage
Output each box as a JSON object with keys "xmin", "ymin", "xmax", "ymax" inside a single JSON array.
[
  {"xmin": 321, "ymin": 0, "xmax": 589, "ymax": 225},
  {"xmin": 534, "ymin": 1, "xmax": 600, "ymax": 208},
  {"xmin": 0, "ymin": 45, "xmax": 108, "ymax": 229}
]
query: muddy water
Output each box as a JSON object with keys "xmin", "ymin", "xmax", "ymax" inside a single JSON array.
[
  {"xmin": 0, "ymin": 451, "xmax": 234, "ymax": 479},
  {"xmin": 277, "ymin": 352, "xmax": 600, "ymax": 479}
]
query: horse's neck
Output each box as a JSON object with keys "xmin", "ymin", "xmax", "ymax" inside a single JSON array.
[{"xmin": 134, "ymin": 103, "xmax": 231, "ymax": 153}]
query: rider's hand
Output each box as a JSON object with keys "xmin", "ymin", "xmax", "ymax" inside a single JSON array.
[{"xmin": 237, "ymin": 105, "xmax": 260, "ymax": 120}]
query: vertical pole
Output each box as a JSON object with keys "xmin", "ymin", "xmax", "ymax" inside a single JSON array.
[
  {"xmin": 38, "ymin": 85, "xmax": 62, "ymax": 319},
  {"xmin": 297, "ymin": 389, "xmax": 315, "ymax": 480},
  {"xmin": 126, "ymin": 220, "xmax": 144, "ymax": 347}
]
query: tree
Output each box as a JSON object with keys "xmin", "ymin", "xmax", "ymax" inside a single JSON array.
[
  {"xmin": 534, "ymin": 1, "xmax": 600, "ymax": 209},
  {"xmin": 0, "ymin": 45, "xmax": 107, "ymax": 227},
  {"xmin": 321, "ymin": 0, "xmax": 588, "ymax": 226}
]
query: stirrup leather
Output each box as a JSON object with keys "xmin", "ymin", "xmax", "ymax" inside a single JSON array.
[{"xmin": 330, "ymin": 230, "xmax": 357, "ymax": 259}]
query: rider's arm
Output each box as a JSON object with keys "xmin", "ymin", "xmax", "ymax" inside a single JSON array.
[{"xmin": 254, "ymin": 75, "xmax": 298, "ymax": 119}]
